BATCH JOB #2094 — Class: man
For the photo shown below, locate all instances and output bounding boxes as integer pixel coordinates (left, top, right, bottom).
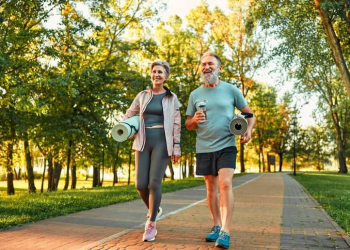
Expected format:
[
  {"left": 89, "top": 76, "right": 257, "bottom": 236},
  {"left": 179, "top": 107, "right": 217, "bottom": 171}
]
[{"left": 185, "top": 51, "right": 255, "bottom": 249}]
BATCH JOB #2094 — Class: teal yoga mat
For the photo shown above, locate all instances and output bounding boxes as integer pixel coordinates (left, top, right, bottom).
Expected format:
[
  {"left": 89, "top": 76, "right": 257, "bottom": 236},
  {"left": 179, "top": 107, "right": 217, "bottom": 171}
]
[{"left": 112, "top": 116, "right": 140, "bottom": 142}]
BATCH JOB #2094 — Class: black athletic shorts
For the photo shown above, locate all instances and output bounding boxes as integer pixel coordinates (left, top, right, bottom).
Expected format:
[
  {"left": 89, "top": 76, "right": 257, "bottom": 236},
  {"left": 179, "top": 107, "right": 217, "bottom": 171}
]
[{"left": 195, "top": 146, "right": 237, "bottom": 176}]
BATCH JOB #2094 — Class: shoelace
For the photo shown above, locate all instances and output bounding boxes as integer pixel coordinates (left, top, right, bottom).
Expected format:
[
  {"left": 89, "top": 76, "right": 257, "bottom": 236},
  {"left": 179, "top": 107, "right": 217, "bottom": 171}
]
[
  {"left": 146, "top": 224, "right": 155, "bottom": 234},
  {"left": 218, "top": 232, "right": 228, "bottom": 241},
  {"left": 211, "top": 226, "right": 220, "bottom": 234}
]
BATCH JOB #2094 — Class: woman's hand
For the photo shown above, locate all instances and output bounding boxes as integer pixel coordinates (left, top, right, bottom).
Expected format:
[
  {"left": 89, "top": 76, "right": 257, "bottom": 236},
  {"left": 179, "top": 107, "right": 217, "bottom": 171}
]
[
  {"left": 172, "top": 155, "right": 180, "bottom": 163},
  {"left": 127, "top": 133, "right": 137, "bottom": 140}
]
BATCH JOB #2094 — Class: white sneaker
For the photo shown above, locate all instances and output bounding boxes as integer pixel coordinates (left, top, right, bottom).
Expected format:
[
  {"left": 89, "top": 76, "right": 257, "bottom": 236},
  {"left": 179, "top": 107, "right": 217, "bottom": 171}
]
[{"left": 143, "top": 222, "right": 157, "bottom": 241}]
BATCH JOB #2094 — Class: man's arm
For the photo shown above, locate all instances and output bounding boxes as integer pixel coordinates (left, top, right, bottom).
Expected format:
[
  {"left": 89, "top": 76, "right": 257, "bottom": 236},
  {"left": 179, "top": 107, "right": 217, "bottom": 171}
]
[{"left": 239, "top": 105, "right": 255, "bottom": 143}]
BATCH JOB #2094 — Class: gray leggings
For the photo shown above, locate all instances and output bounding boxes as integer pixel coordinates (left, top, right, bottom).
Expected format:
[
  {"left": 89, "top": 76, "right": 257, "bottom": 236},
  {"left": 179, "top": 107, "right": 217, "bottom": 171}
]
[{"left": 135, "top": 128, "right": 169, "bottom": 221}]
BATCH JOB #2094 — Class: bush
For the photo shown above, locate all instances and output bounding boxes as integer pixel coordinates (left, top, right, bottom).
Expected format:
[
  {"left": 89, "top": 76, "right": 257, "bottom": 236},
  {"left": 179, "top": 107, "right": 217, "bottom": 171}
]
[
  {"left": 33, "top": 171, "right": 43, "bottom": 180},
  {"left": 0, "top": 173, "right": 6, "bottom": 181}
]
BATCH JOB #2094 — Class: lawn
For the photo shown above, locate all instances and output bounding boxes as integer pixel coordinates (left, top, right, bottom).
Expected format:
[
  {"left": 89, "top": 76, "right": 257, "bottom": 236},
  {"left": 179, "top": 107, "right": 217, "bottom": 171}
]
[{"left": 292, "top": 172, "right": 350, "bottom": 235}]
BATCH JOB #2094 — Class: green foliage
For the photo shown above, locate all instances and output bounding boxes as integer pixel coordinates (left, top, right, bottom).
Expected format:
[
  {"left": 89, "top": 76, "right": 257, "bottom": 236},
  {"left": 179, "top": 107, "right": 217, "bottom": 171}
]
[
  {"left": 0, "top": 177, "right": 205, "bottom": 230},
  {"left": 292, "top": 172, "right": 350, "bottom": 235}
]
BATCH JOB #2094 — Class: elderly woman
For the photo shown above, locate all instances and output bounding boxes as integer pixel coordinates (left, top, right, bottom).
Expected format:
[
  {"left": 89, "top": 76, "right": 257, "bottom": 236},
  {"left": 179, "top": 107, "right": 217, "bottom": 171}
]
[{"left": 122, "top": 60, "right": 181, "bottom": 242}]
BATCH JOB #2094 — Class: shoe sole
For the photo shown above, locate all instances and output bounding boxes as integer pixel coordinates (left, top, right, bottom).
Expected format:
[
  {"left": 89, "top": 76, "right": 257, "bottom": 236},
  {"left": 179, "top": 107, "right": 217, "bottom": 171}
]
[
  {"left": 143, "top": 237, "right": 155, "bottom": 242},
  {"left": 215, "top": 243, "right": 229, "bottom": 249},
  {"left": 206, "top": 238, "right": 217, "bottom": 242}
]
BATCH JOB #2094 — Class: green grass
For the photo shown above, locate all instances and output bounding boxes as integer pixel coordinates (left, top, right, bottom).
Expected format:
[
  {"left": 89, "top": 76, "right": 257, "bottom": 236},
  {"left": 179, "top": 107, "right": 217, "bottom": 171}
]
[{"left": 291, "top": 172, "right": 350, "bottom": 235}]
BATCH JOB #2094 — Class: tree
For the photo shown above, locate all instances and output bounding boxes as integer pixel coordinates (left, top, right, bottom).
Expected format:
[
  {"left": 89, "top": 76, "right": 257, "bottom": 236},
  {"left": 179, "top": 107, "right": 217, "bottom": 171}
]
[
  {"left": 314, "top": 0, "right": 350, "bottom": 95},
  {"left": 254, "top": 0, "right": 349, "bottom": 173},
  {"left": 270, "top": 92, "right": 293, "bottom": 171},
  {"left": 250, "top": 84, "right": 279, "bottom": 172}
]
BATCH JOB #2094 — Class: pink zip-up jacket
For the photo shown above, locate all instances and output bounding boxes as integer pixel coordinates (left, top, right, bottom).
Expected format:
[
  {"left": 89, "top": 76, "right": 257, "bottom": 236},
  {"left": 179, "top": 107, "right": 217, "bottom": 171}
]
[{"left": 122, "top": 86, "right": 181, "bottom": 156}]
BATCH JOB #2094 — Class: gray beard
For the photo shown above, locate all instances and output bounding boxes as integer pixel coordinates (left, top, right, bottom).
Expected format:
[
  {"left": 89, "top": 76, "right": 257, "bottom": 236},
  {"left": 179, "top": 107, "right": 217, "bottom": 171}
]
[{"left": 201, "top": 69, "right": 219, "bottom": 85}]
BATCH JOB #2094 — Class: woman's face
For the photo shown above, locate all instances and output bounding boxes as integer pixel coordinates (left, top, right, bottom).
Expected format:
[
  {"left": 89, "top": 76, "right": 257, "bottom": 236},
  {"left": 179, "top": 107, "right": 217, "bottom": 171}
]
[{"left": 151, "top": 65, "right": 167, "bottom": 86}]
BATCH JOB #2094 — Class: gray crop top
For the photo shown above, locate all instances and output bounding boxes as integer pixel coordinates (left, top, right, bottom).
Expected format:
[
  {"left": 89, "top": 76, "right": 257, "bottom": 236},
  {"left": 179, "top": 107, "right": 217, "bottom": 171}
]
[{"left": 144, "top": 92, "right": 166, "bottom": 127}]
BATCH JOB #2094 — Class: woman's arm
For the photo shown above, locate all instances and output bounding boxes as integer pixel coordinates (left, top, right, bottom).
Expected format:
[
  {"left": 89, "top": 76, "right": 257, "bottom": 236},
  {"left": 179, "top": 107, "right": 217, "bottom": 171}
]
[{"left": 172, "top": 96, "right": 181, "bottom": 162}]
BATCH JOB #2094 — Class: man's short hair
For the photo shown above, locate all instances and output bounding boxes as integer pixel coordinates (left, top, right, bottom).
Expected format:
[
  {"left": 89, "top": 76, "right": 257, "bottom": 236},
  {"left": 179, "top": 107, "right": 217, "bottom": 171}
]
[
  {"left": 150, "top": 60, "right": 171, "bottom": 78},
  {"left": 201, "top": 51, "right": 222, "bottom": 66}
]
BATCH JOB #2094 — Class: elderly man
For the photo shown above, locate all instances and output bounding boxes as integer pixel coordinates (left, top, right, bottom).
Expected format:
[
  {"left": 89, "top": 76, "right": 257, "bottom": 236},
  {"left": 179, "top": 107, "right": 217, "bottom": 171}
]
[{"left": 185, "top": 51, "right": 255, "bottom": 249}]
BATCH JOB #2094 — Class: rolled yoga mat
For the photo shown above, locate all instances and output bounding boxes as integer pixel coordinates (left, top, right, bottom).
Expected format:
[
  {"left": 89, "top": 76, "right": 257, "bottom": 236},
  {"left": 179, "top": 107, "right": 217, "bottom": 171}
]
[
  {"left": 229, "top": 113, "right": 253, "bottom": 136},
  {"left": 111, "top": 115, "right": 140, "bottom": 142}
]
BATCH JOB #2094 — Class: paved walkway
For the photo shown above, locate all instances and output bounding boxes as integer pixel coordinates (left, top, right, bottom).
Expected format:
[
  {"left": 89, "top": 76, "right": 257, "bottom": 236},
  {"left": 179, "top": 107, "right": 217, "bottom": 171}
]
[{"left": 1, "top": 173, "right": 349, "bottom": 250}]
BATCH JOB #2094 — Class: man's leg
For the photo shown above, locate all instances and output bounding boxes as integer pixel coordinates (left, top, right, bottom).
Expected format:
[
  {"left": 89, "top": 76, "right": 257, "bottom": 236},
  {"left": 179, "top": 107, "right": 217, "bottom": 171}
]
[
  {"left": 203, "top": 175, "right": 221, "bottom": 226},
  {"left": 218, "top": 168, "right": 235, "bottom": 233}
]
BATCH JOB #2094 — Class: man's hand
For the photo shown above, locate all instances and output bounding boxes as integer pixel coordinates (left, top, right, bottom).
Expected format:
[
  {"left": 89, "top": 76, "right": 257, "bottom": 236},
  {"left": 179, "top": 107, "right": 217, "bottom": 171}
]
[
  {"left": 172, "top": 155, "right": 180, "bottom": 163},
  {"left": 193, "top": 110, "right": 206, "bottom": 124},
  {"left": 240, "top": 129, "right": 252, "bottom": 144},
  {"left": 185, "top": 111, "right": 206, "bottom": 130}
]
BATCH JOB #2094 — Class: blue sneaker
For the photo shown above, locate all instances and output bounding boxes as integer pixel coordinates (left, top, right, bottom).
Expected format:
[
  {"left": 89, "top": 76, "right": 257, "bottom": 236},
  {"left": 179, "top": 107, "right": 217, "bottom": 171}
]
[
  {"left": 215, "top": 230, "right": 230, "bottom": 249},
  {"left": 205, "top": 226, "right": 221, "bottom": 242}
]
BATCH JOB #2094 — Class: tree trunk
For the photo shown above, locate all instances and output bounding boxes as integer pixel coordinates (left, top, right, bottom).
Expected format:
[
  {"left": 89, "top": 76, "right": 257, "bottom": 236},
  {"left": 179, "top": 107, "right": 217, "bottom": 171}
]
[
  {"left": 85, "top": 167, "right": 89, "bottom": 181},
  {"left": 168, "top": 160, "right": 175, "bottom": 180},
  {"left": 24, "top": 137, "right": 36, "bottom": 193},
  {"left": 329, "top": 107, "right": 348, "bottom": 173},
  {"left": 71, "top": 161, "right": 77, "bottom": 189},
  {"left": 14, "top": 168, "right": 18, "bottom": 180},
  {"left": 53, "top": 161, "right": 62, "bottom": 191},
  {"left": 240, "top": 142, "right": 245, "bottom": 173},
  {"left": 113, "top": 144, "right": 120, "bottom": 186},
  {"left": 182, "top": 160, "right": 187, "bottom": 179},
  {"left": 314, "top": 0, "right": 350, "bottom": 95},
  {"left": 7, "top": 173, "right": 15, "bottom": 196},
  {"left": 64, "top": 140, "right": 73, "bottom": 190},
  {"left": 261, "top": 147, "right": 266, "bottom": 172},
  {"left": 100, "top": 149, "right": 104, "bottom": 186},
  {"left": 18, "top": 168, "right": 21, "bottom": 180},
  {"left": 41, "top": 158, "right": 46, "bottom": 193},
  {"left": 6, "top": 141, "right": 15, "bottom": 195},
  {"left": 92, "top": 166, "right": 99, "bottom": 187},
  {"left": 47, "top": 154, "right": 53, "bottom": 191},
  {"left": 128, "top": 143, "right": 132, "bottom": 185},
  {"left": 338, "top": 144, "right": 348, "bottom": 173},
  {"left": 189, "top": 152, "right": 194, "bottom": 177},
  {"left": 279, "top": 153, "right": 283, "bottom": 172},
  {"left": 114, "top": 169, "right": 118, "bottom": 185},
  {"left": 258, "top": 150, "right": 261, "bottom": 173}
]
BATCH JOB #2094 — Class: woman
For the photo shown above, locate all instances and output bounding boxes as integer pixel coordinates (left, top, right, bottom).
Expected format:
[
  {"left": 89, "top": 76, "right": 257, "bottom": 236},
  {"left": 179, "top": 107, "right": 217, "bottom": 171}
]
[{"left": 122, "top": 60, "right": 181, "bottom": 242}]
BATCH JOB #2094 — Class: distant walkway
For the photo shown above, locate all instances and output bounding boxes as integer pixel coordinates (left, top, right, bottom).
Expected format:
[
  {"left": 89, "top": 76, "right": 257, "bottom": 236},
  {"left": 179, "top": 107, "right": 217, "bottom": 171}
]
[{"left": 1, "top": 173, "right": 349, "bottom": 249}]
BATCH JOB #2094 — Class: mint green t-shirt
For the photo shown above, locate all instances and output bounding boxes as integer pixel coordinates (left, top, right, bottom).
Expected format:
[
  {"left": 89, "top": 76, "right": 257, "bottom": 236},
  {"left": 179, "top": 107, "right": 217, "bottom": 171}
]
[{"left": 186, "top": 81, "right": 247, "bottom": 153}]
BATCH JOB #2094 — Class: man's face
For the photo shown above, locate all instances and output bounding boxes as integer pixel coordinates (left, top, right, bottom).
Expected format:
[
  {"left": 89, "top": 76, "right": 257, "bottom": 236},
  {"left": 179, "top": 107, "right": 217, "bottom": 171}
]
[{"left": 200, "top": 56, "right": 221, "bottom": 85}]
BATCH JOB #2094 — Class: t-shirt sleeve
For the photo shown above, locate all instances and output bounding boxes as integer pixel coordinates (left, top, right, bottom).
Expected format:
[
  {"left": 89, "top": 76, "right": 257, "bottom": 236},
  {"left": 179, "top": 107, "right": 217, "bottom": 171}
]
[
  {"left": 233, "top": 86, "right": 247, "bottom": 109},
  {"left": 186, "top": 93, "right": 195, "bottom": 116}
]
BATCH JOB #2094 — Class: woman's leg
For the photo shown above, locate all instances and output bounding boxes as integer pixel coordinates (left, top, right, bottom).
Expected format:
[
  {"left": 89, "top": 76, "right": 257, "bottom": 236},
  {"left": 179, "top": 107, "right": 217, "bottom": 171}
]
[
  {"left": 135, "top": 148, "right": 151, "bottom": 208},
  {"left": 148, "top": 129, "right": 169, "bottom": 222}
]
